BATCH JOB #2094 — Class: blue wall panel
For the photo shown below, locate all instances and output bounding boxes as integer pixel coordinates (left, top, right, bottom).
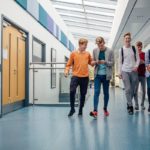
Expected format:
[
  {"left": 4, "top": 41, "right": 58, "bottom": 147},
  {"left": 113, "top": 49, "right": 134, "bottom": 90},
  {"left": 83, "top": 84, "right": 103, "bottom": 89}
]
[
  {"left": 15, "top": 0, "right": 75, "bottom": 51},
  {"left": 39, "top": 4, "right": 48, "bottom": 28},
  {"left": 27, "top": 0, "right": 39, "bottom": 20},
  {"left": 67, "top": 39, "right": 69, "bottom": 49},
  {"left": 61, "top": 31, "right": 67, "bottom": 47},
  {"left": 69, "top": 41, "right": 74, "bottom": 51},
  {"left": 56, "top": 25, "right": 59, "bottom": 39},
  {"left": 16, "top": 0, "right": 27, "bottom": 9},
  {"left": 54, "top": 24, "right": 61, "bottom": 40},
  {"left": 47, "top": 15, "right": 54, "bottom": 34}
]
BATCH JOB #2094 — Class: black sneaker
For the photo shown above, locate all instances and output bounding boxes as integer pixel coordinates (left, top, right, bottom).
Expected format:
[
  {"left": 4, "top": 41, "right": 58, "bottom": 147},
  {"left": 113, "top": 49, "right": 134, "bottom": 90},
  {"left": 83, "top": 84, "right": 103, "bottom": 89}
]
[
  {"left": 127, "top": 103, "right": 130, "bottom": 111},
  {"left": 141, "top": 105, "right": 145, "bottom": 110},
  {"left": 78, "top": 108, "right": 83, "bottom": 116},
  {"left": 68, "top": 109, "right": 75, "bottom": 117},
  {"left": 135, "top": 105, "right": 139, "bottom": 111},
  {"left": 148, "top": 106, "right": 150, "bottom": 112},
  {"left": 128, "top": 106, "right": 134, "bottom": 115}
]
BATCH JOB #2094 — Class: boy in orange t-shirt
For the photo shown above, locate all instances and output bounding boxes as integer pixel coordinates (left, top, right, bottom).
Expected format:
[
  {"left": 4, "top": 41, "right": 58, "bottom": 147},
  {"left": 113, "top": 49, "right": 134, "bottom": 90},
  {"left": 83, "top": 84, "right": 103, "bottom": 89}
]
[{"left": 65, "top": 38, "right": 94, "bottom": 117}]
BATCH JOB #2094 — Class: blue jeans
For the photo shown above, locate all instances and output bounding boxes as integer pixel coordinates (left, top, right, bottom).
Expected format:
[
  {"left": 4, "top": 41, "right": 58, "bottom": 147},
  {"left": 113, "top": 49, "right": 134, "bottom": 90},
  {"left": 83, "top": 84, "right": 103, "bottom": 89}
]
[
  {"left": 147, "top": 76, "right": 150, "bottom": 88},
  {"left": 93, "top": 75, "right": 110, "bottom": 111},
  {"left": 147, "top": 76, "right": 150, "bottom": 105}
]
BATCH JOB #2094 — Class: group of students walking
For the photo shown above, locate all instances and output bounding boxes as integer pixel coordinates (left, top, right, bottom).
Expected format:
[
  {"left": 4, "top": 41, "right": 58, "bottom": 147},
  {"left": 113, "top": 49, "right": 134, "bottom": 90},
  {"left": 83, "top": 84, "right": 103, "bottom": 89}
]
[
  {"left": 118, "top": 32, "right": 150, "bottom": 115},
  {"left": 64, "top": 32, "right": 150, "bottom": 118}
]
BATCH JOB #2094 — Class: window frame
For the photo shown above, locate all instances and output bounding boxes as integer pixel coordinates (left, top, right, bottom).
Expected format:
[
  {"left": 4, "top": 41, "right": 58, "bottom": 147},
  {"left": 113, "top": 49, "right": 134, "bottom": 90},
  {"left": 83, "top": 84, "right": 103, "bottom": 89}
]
[
  {"left": 51, "top": 48, "right": 57, "bottom": 89},
  {"left": 32, "top": 36, "right": 46, "bottom": 62}
]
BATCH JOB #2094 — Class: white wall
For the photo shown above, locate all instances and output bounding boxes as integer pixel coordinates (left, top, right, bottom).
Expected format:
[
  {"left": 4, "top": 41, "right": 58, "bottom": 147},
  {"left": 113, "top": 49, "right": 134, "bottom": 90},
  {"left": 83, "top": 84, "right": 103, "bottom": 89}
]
[
  {"left": 74, "top": 39, "right": 110, "bottom": 55},
  {"left": 37, "top": 0, "right": 75, "bottom": 46},
  {"left": 74, "top": 40, "right": 95, "bottom": 55},
  {"left": 0, "top": 0, "right": 76, "bottom": 105},
  {"left": 108, "top": 0, "right": 138, "bottom": 88},
  {"left": 108, "top": 0, "right": 137, "bottom": 49},
  {"left": 144, "top": 44, "right": 150, "bottom": 52}
]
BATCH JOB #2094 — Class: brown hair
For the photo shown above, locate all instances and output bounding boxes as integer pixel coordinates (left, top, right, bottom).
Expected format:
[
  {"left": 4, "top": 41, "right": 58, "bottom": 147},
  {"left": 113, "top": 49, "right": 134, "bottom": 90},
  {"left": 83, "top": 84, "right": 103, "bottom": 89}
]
[
  {"left": 136, "top": 41, "right": 142, "bottom": 47},
  {"left": 96, "top": 36, "right": 105, "bottom": 44},
  {"left": 124, "top": 32, "right": 131, "bottom": 38},
  {"left": 78, "top": 38, "right": 88, "bottom": 45}
]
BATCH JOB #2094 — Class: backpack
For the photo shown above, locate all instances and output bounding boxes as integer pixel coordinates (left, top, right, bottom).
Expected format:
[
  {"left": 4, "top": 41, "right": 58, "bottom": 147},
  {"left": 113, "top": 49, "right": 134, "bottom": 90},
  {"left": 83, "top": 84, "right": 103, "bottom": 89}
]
[
  {"left": 121, "top": 46, "right": 136, "bottom": 64},
  {"left": 148, "top": 49, "right": 150, "bottom": 63}
]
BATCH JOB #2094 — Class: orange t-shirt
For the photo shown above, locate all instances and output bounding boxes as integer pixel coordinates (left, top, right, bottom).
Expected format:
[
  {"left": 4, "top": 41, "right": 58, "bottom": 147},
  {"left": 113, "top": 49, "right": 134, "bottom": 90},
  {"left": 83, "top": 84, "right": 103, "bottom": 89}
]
[{"left": 65, "top": 50, "right": 92, "bottom": 77}]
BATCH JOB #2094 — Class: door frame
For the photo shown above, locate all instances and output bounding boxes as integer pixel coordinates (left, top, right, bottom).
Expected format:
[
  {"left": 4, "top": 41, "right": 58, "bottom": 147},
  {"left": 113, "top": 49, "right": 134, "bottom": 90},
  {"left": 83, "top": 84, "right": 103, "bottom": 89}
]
[{"left": 0, "top": 15, "right": 29, "bottom": 117}]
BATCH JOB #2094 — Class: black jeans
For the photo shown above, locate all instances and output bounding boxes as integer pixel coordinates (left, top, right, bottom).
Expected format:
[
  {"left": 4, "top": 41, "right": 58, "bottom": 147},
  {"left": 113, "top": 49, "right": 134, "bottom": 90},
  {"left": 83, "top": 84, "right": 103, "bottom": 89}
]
[{"left": 70, "top": 76, "right": 89, "bottom": 111}]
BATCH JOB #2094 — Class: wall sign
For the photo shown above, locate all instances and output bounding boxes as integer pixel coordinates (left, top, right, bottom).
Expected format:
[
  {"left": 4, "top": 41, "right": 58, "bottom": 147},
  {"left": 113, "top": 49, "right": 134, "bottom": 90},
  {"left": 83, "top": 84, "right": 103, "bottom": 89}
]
[{"left": 3, "top": 49, "right": 8, "bottom": 60}]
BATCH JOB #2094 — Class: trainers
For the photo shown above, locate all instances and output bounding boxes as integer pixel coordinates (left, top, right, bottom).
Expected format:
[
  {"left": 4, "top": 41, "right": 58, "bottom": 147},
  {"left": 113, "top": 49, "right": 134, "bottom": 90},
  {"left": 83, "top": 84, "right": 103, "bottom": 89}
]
[
  {"left": 141, "top": 105, "right": 145, "bottom": 110},
  {"left": 90, "top": 111, "right": 98, "bottom": 118},
  {"left": 135, "top": 105, "right": 139, "bottom": 111},
  {"left": 127, "top": 103, "right": 130, "bottom": 111},
  {"left": 78, "top": 108, "right": 83, "bottom": 116},
  {"left": 148, "top": 106, "right": 150, "bottom": 112},
  {"left": 104, "top": 110, "right": 109, "bottom": 116},
  {"left": 68, "top": 109, "right": 75, "bottom": 117},
  {"left": 128, "top": 106, "right": 134, "bottom": 115}
]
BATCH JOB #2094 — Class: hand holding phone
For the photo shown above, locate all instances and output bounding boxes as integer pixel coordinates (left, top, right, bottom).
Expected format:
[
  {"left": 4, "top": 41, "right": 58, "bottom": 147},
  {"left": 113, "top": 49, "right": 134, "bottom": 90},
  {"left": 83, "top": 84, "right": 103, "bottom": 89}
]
[{"left": 98, "top": 60, "right": 106, "bottom": 64}]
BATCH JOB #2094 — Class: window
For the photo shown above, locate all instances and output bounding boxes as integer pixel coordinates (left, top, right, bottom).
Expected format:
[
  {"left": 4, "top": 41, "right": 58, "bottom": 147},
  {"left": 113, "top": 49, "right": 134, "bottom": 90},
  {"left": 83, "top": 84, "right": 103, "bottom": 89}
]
[
  {"left": 65, "top": 56, "right": 69, "bottom": 62},
  {"left": 64, "top": 56, "right": 69, "bottom": 68},
  {"left": 51, "top": 48, "right": 57, "bottom": 88},
  {"left": 32, "top": 37, "right": 46, "bottom": 62}
]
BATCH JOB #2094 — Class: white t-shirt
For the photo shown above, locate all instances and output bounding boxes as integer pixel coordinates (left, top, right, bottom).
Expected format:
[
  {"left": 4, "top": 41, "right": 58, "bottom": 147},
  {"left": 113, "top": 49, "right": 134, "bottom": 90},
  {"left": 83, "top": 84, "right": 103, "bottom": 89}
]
[{"left": 119, "top": 46, "right": 140, "bottom": 74}]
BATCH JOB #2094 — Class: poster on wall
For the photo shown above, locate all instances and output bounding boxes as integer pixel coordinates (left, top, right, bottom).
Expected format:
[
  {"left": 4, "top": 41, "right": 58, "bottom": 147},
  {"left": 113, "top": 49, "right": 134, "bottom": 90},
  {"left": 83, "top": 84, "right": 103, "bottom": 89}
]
[
  {"left": 51, "top": 48, "right": 56, "bottom": 88},
  {"left": 3, "top": 49, "right": 8, "bottom": 60}
]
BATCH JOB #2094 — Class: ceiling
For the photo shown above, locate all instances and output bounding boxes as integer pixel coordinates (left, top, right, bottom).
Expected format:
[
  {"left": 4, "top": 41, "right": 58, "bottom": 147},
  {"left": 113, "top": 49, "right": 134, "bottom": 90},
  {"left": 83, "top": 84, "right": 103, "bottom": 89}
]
[
  {"left": 114, "top": 0, "right": 150, "bottom": 50},
  {"left": 50, "top": 0, "right": 118, "bottom": 43}
]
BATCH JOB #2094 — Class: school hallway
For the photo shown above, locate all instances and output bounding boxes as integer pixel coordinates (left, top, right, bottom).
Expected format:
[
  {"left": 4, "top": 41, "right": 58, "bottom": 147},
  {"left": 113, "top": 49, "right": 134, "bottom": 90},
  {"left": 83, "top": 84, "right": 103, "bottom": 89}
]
[
  {"left": 1, "top": 0, "right": 150, "bottom": 150},
  {"left": 0, "top": 88, "right": 150, "bottom": 150}
]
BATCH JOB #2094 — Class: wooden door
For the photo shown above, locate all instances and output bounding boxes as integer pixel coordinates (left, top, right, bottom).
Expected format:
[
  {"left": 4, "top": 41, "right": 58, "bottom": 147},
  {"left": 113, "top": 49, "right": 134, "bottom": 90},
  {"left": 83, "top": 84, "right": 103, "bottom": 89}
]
[{"left": 2, "top": 22, "right": 26, "bottom": 105}]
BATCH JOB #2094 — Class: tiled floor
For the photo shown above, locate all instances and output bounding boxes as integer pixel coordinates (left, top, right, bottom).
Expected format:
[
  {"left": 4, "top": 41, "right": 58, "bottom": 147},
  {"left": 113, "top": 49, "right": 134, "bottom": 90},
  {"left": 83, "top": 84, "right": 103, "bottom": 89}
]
[{"left": 0, "top": 88, "right": 150, "bottom": 150}]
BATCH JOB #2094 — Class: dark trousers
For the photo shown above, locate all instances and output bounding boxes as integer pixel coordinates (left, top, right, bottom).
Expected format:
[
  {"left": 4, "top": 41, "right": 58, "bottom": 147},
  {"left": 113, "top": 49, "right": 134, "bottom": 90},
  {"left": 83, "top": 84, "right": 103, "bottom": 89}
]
[
  {"left": 134, "top": 76, "right": 146, "bottom": 107},
  {"left": 94, "top": 75, "right": 110, "bottom": 111},
  {"left": 70, "top": 76, "right": 89, "bottom": 111}
]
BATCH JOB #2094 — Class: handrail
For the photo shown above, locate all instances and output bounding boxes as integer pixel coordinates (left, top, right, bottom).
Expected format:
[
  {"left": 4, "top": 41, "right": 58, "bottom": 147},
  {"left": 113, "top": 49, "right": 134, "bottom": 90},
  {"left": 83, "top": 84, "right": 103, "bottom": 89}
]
[
  {"left": 29, "top": 67, "right": 66, "bottom": 69},
  {"left": 29, "top": 62, "right": 70, "bottom": 70},
  {"left": 30, "top": 62, "right": 67, "bottom": 65},
  {"left": 30, "top": 62, "right": 72, "bottom": 105}
]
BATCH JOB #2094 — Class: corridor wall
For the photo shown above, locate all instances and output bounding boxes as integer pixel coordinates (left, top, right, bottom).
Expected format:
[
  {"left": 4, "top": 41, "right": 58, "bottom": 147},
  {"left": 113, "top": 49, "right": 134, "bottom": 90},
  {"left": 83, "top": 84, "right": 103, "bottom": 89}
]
[{"left": 0, "top": 0, "right": 76, "bottom": 114}]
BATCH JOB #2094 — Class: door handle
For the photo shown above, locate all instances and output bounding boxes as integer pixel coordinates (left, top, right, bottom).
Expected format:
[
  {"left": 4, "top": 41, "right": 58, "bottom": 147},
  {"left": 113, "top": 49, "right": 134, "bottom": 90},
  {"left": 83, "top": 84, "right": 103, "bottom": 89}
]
[{"left": 13, "top": 69, "right": 17, "bottom": 74}]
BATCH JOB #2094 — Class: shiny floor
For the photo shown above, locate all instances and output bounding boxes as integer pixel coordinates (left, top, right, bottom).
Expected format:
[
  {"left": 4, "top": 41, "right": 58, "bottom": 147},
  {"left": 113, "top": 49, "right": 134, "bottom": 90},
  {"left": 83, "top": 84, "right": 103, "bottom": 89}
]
[{"left": 0, "top": 88, "right": 150, "bottom": 150}]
